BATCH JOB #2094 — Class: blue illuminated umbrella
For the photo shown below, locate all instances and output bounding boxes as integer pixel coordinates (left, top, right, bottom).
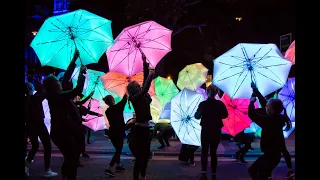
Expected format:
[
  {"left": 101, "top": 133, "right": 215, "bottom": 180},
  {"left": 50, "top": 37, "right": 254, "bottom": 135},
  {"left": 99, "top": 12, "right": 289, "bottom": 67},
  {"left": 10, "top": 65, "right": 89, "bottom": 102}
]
[
  {"left": 212, "top": 43, "right": 292, "bottom": 98},
  {"left": 31, "top": 9, "right": 114, "bottom": 70},
  {"left": 170, "top": 88, "right": 204, "bottom": 146}
]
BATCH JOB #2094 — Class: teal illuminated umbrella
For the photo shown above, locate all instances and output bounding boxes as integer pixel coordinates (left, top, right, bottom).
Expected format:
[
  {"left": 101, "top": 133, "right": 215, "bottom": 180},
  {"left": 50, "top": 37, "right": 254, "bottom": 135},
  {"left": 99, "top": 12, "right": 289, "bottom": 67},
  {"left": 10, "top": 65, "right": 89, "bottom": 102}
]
[
  {"left": 154, "top": 77, "right": 179, "bottom": 107},
  {"left": 30, "top": 9, "right": 114, "bottom": 70}
]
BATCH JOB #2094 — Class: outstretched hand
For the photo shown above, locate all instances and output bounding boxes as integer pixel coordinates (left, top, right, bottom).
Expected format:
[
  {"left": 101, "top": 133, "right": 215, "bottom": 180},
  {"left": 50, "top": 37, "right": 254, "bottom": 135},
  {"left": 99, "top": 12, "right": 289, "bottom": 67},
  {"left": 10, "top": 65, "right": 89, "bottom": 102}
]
[
  {"left": 149, "top": 68, "right": 155, "bottom": 75},
  {"left": 251, "top": 82, "right": 257, "bottom": 89},
  {"left": 80, "top": 65, "right": 87, "bottom": 75},
  {"left": 98, "top": 114, "right": 103, "bottom": 117}
]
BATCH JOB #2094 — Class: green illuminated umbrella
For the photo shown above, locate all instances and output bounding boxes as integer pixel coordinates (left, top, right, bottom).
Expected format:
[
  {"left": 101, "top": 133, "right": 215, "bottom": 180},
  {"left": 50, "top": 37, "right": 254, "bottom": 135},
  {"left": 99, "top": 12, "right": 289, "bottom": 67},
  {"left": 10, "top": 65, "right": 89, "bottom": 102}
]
[
  {"left": 113, "top": 95, "right": 135, "bottom": 113},
  {"left": 84, "top": 69, "right": 114, "bottom": 101},
  {"left": 177, "top": 63, "right": 208, "bottom": 91},
  {"left": 30, "top": 9, "right": 114, "bottom": 70},
  {"left": 154, "top": 76, "right": 179, "bottom": 107}
]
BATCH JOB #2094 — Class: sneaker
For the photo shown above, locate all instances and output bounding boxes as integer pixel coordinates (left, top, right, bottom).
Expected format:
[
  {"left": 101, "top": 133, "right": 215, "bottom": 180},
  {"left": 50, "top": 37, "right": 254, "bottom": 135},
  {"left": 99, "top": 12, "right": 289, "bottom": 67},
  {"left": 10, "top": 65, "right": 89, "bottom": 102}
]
[
  {"left": 82, "top": 153, "right": 90, "bottom": 158},
  {"left": 199, "top": 174, "right": 208, "bottom": 180},
  {"left": 286, "top": 171, "right": 294, "bottom": 179},
  {"left": 105, "top": 169, "right": 116, "bottom": 177},
  {"left": 25, "top": 167, "right": 30, "bottom": 176},
  {"left": 158, "top": 145, "right": 165, "bottom": 149},
  {"left": 212, "top": 173, "right": 217, "bottom": 180},
  {"left": 44, "top": 169, "right": 58, "bottom": 177},
  {"left": 189, "top": 162, "right": 196, "bottom": 166},
  {"left": 116, "top": 166, "right": 126, "bottom": 172}
]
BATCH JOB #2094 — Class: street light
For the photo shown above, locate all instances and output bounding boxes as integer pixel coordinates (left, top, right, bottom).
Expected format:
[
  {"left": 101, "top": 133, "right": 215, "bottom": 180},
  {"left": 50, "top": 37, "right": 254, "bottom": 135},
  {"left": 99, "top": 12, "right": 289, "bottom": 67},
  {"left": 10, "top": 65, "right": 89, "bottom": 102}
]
[
  {"left": 167, "top": 76, "right": 171, "bottom": 80},
  {"left": 235, "top": 17, "right": 242, "bottom": 21},
  {"left": 32, "top": 31, "right": 37, "bottom": 36}
]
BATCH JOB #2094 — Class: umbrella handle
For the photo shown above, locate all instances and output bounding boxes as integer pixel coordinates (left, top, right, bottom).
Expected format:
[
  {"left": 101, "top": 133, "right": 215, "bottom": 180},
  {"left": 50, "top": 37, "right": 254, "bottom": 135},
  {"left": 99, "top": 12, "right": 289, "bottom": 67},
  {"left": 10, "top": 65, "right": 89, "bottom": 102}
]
[{"left": 72, "top": 40, "right": 85, "bottom": 66}]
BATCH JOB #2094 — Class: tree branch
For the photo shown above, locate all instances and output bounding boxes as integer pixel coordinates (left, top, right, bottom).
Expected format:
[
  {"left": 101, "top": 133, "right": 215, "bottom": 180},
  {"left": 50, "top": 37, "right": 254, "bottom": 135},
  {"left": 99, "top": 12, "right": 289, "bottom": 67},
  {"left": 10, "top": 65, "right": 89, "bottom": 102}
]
[{"left": 172, "top": 23, "right": 207, "bottom": 37}]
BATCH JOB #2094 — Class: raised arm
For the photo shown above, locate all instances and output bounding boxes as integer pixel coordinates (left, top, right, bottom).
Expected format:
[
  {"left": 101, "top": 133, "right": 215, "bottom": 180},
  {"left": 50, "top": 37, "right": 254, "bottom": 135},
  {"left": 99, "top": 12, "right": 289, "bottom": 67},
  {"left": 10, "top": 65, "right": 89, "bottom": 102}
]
[
  {"left": 248, "top": 96, "right": 268, "bottom": 128},
  {"left": 142, "top": 53, "right": 149, "bottom": 87},
  {"left": 75, "top": 91, "right": 94, "bottom": 105},
  {"left": 60, "top": 65, "right": 86, "bottom": 99},
  {"left": 251, "top": 83, "right": 267, "bottom": 108},
  {"left": 61, "top": 50, "right": 79, "bottom": 89},
  {"left": 115, "top": 94, "right": 128, "bottom": 111},
  {"left": 87, "top": 110, "right": 100, "bottom": 116}
]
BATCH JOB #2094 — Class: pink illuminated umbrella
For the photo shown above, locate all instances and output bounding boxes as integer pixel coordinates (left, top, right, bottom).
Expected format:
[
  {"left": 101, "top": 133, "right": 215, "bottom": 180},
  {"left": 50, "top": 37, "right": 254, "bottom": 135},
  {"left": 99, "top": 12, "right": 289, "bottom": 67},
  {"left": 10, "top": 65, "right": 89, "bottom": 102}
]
[
  {"left": 100, "top": 72, "right": 143, "bottom": 97},
  {"left": 106, "top": 21, "right": 172, "bottom": 76},
  {"left": 221, "top": 94, "right": 258, "bottom": 136},
  {"left": 82, "top": 99, "right": 107, "bottom": 131},
  {"left": 148, "top": 80, "right": 156, "bottom": 96},
  {"left": 284, "top": 41, "right": 295, "bottom": 64}
]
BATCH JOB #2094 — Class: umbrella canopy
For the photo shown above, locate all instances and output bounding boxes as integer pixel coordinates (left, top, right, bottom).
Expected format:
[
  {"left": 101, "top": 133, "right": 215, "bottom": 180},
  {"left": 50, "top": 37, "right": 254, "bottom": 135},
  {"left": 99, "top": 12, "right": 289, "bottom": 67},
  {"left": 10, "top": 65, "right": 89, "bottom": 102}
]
[
  {"left": 113, "top": 95, "right": 135, "bottom": 113},
  {"left": 171, "top": 88, "right": 204, "bottom": 146},
  {"left": 177, "top": 63, "right": 208, "bottom": 91},
  {"left": 195, "top": 87, "right": 208, "bottom": 99},
  {"left": 244, "top": 122, "right": 261, "bottom": 134},
  {"left": 84, "top": 69, "right": 114, "bottom": 101},
  {"left": 100, "top": 72, "right": 143, "bottom": 97},
  {"left": 159, "top": 101, "right": 171, "bottom": 120},
  {"left": 30, "top": 9, "right": 114, "bottom": 70},
  {"left": 278, "top": 78, "right": 295, "bottom": 138},
  {"left": 221, "top": 94, "right": 258, "bottom": 137},
  {"left": 100, "top": 103, "right": 110, "bottom": 129},
  {"left": 106, "top": 20, "right": 172, "bottom": 76},
  {"left": 150, "top": 96, "right": 163, "bottom": 123},
  {"left": 212, "top": 43, "right": 292, "bottom": 98},
  {"left": 68, "top": 66, "right": 89, "bottom": 91},
  {"left": 148, "top": 80, "right": 156, "bottom": 96},
  {"left": 284, "top": 41, "right": 295, "bottom": 64},
  {"left": 154, "top": 76, "right": 179, "bottom": 107},
  {"left": 82, "top": 99, "right": 107, "bottom": 131}
]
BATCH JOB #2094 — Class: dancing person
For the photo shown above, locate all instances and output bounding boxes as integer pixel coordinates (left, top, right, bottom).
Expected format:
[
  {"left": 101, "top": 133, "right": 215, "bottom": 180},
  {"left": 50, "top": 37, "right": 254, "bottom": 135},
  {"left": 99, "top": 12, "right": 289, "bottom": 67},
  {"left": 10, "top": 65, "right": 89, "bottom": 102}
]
[
  {"left": 73, "top": 91, "right": 103, "bottom": 158},
  {"left": 195, "top": 84, "right": 228, "bottom": 180},
  {"left": 103, "top": 94, "right": 128, "bottom": 177},
  {"left": 126, "top": 113, "right": 137, "bottom": 163},
  {"left": 248, "top": 90, "right": 292, "bottom": 180},
  {"left": 43, "top": 50, "right": 86, "bottom": 180},
  {"left": 153, "top": 122, "right": 175, "bottom": 149},
  {"left": 233, "top": 130, "right": 253, "bottom": 164},
  {"left": 179, "top": 144, "right": 199, "bottom": 166},
  {"left": 127, "top": 53, "right": 155, "bottom": 180},
  {"left": 252, "top": 84, "right": 294, "bottom": 179},
  {"left": 24, "top": 82, "right": 58, "bottom": 177}
]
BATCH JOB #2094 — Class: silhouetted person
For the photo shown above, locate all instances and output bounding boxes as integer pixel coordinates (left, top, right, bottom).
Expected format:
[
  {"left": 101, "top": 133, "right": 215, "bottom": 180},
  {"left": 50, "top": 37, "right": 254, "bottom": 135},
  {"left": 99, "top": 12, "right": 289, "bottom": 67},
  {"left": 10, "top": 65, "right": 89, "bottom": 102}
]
[
  {"left": 179, "top": 144, "right": 199, "bottom": 166},
  {"left": 127, "top": 52, "right": 155, "bottom": 180},
  {"left": 233, "top": 130, "right": 253, "bottom": 164},
  {"left": 153, "top": 122, "right": 174, "bottom": 149},
  {"left": 103, "top": 94, "right": 127, "bottom": 177},
  {"left": 24, "top": 82, "right": 57, "bottom": 177},
  {"left": 43, "top": 50, "right": 86, "bottom": 180},
  {"left": 248, "top": 86, "right": 292, "bottom": 180},
  {"left": 252, "top": 84, "right": 294, "bottom": 179},
  {"left": 195, "top": 85, "right": 228, "bottom": 180}
]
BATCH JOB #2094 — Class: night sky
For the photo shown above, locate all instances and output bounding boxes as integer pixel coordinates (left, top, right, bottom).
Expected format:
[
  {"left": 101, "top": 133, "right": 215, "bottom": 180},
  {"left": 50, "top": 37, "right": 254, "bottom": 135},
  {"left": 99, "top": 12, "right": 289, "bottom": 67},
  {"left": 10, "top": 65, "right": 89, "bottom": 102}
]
[{"left": 25, "top": 0, "right": 295, "bottom": 81}]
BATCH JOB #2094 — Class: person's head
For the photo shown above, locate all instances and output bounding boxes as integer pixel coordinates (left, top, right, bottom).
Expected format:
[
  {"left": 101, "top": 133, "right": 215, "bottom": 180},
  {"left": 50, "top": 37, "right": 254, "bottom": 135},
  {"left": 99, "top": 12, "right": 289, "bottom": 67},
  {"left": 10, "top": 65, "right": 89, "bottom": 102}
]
[
  {"left": 127, "top": 81, "right": 141, "bottom": 97},
  {"left": 103, "top": 95, "right": 115, "bottom": 106},
  {"left": 73, "top": 95, "right": 82, "bottom": 103},
  {"left": 42, "top": 74, "right": 62, "bottom": 94},
  {"left": 206, "top": 84, "right": 219, "bottom": 98},
  {"left": 25, "top": 82, "right": 35, "bottom": 96},
  {"left": 265, "top": 98, "right": 284, "bottom": 115}
]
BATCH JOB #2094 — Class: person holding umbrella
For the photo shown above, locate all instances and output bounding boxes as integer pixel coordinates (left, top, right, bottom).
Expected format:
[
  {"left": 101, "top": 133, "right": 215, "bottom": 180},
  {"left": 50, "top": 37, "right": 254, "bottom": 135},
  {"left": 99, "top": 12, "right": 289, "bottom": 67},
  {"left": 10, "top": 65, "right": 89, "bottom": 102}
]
[
  {"left": 102, "top": 94, "right": 128, "bottom": 177},
  {"left": 248, "top": 86, "right": 291, "bottom": 180},
  {"left": 126, "top": 52, "right": 155, "bottom": 180},
  {"left": 43, "top": 50, "right": 86, "bottom": 180},
  {"left": 194, "top": 84, "right": 228, "bottom": 180},
  {"left": 153, "top": 122, "right": 175, "bottom": 149}
]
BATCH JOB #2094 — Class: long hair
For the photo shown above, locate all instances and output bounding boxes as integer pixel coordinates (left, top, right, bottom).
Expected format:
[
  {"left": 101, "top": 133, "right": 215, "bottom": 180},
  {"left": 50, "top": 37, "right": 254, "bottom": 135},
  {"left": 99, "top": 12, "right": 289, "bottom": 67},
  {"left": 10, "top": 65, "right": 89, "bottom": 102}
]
[{"left": 268, "top": 98, "right": 292, "bottom": 131}]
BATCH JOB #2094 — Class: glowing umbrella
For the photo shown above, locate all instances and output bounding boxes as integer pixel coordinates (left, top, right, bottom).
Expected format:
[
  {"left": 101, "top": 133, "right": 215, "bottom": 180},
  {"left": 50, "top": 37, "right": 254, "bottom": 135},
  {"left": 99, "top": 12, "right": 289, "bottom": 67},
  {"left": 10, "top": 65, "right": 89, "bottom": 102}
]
[
  {"left": 30, "top": 9, "right": 114, "bottom": 70},
  {"left": 84, "top": 69, "right": 114, "bottom": 101},
  {"left": 244, "top": 122, "right": 261, "bottom": 134},
  {"left": 221, "top": 94, "right": 258, "bottom": 137},
  {"left": 154, "top": 76, "right": 179, "bottom": 107},
  {"left": 284, "top": 41, "right": 295, "bottom": 64},
  {"left": 195, "top": 87, "right": 208, "bottom": 99},
  {"left": 100, "top": 72, "right": 143, "bottom": 97},
  {"left": 148, "top": 80, "right": 156, "bottom": 96},
  {"left": 100, "top": 103, "right": 110, "bottom": 129},
  {"left": 150, "top": 96, "right": 162, "bottom": 123},
  {"left": 159, "top": 101, "right": 171, "bottom": 120},
  {"left": 113, "top": 95, "right": 135, "bottom": 113},
  {"left": 82, "top": 99, "right": 107, "bottom": 131},
  {"left": 177, "top": 63, "right": 208, "bottom": 91},
  {"left": 278, "top": 78, "right": 295, "bottom": 138},
  {"left": 106, "top": 20, "right": 172, "bottom": 77},
  {"left": 70, "top": 66, "right": 89, "bottom": 92},
  {"left": 212, "top": 43, "right": 292, "bottom": 98},
  {"left": 171, "top": 88, "right": 204, "bottom": 146}
]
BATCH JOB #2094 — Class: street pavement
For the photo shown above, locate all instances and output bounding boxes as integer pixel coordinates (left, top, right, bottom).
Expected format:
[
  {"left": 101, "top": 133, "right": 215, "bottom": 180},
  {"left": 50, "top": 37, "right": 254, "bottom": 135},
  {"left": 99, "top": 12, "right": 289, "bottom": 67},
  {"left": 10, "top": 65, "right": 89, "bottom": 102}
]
[{"left": 26, "top": 153, "right": 295, "bottom": 180}]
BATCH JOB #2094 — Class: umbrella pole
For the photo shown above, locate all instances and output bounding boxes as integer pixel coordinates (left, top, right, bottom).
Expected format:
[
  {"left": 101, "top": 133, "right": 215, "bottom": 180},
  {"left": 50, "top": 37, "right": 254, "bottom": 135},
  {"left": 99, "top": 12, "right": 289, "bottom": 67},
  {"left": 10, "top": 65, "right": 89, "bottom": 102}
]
[{"left": 72, "top": 39, "right": 84, "bottom": 66}]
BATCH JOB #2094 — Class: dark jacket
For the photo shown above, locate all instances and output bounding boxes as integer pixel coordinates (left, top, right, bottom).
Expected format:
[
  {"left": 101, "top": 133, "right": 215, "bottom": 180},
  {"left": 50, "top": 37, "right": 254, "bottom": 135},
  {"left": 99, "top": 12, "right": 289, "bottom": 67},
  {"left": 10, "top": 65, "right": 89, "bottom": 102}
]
[
  {"left": 195, "top": 97, "right": 228, "bottom": 136},
  {"left": 105, "top": 95, "right": 127, "bottom": 137},
  {"left": 153, "top": 123, "right": 173, "bottom": 135},
  {"left": 248, "top": 101, "right": 286, "bottom": 153},
  {"left": 129, "top": 62, "right": 153, "bottom": 123},
  {"left": 25, "top": 91, "right": 46, "bottom": 127},
  {"left": 46, "top": 61, "right": 85, "bottom": 137}
]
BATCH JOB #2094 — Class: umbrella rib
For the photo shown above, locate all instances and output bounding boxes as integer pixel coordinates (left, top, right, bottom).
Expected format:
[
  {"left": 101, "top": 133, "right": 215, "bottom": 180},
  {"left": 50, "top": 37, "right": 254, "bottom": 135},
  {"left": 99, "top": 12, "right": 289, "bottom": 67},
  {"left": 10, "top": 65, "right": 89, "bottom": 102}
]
[
  {"left": 77, "top": 38, "right": 107, "bottom": 43},
  {"left": 70, "top": 11, "right": 77, "bottom": 28},
  {"left": 230, "top": 55, "right": 247, "bottom": 62},
  {"left": 140, "top": 35, "right": 171, "bottom": 50},
  {"left": 212, "top": 62, "right": 246, "bottom": 82},
  {"left": 110, "top": 44, "right": 136, "bottom": 71},
  {"left": 231, "top": 69, "right": 250, "bottom": 98},
  {"left": 255, "top": 71, "right": 283, "bottom": 85},
  {"left": 214, "top": 69, "right": 245, "bottom": 83},
  {"left": 35, "top": 38, "right": 70, "bottom": 45},
  {"left": 75, "top": 38, "right": 96, "bottom": 60},
  {"left": 77, "top": 18, "right": 102, "bottom": 28},
  {"left": 140, "top": 46, "right": 169, "bottom": 51},
  {"left": 135, "top": 28, "right": 170, "bottom": 39},
  {"left": 240, "top": 44, "right": 250, "bottom": 62},
  {"left": 76, "top": 22, "right": 111, "bottom": 39},
  {"left": 251, "top": 48, "right": 273, "bottom": 65},
  {"left": 187, "top": 96, "right": 202, "bottom": 116},
  {"left": 54, "top": 18, "right": 69, "bottom": 29},
  {"left": 44, "top": 40, "right": 69, "bottom": 64},
  {"left": 249, "top": 45, "right": 265, "bottom": 60}
]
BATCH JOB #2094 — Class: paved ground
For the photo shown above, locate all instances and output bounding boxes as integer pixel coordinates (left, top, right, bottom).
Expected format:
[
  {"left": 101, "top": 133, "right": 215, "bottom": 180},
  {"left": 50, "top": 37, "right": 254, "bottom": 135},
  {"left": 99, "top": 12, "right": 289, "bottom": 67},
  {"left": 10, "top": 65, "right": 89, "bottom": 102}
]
[
  {"left": 26, "top": 153, "right": 295, "bottom": 180},
  {"left": 30, "top": 130, "right": 295, "bottom": 157}
]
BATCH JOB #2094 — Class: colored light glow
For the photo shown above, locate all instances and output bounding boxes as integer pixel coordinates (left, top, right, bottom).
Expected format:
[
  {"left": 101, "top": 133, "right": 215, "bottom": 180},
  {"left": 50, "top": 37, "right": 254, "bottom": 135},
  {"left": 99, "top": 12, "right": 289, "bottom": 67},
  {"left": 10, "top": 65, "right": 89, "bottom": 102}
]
[
  {"left": 167, "top": 76, "right": 171, "bottom": 80},
  {"left": 32, "top": 31, "right": 37, "bottom": 36},
  {"left": 235, "top": 17, "right": 242, "bottom": 21}
]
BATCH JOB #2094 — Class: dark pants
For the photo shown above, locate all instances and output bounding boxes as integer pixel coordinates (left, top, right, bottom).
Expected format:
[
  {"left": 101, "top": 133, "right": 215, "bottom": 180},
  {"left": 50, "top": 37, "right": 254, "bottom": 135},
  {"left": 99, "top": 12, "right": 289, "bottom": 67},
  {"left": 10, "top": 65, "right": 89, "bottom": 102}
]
[
  {"left": 84, "top": 126, "right": 91, "bottom": 142},
  {"left": 282, "top": 148, "right": 292, "bottom": 169},
  {"left": 51, "top": 134, "right": 79, "bottom": 180},
  {"left": 201, "top": 133, "right": 220, "bottom": 174},
  {"left": 132, "top": 126, "right": 151, "bottom": 180},
  {"left": 236, "top": 138, "right": 251, "bottom": 158},
  {"left": 179, "top": 144, "right": 198, "bottom": 163},
  {"left": 157, "top": 128, "right": 174, "bottom": 146},
  {"left": 79, "top": 126, "right": 86, "bottom": 155},
  {"left": 26, "top": 124, "right": 52, "bottom": 170},
  {"left": 248, "top": 152, "right": 281, "bottom": 180},
  {"left": 109, "top": 134, "right": 124, "bottom": 167}
]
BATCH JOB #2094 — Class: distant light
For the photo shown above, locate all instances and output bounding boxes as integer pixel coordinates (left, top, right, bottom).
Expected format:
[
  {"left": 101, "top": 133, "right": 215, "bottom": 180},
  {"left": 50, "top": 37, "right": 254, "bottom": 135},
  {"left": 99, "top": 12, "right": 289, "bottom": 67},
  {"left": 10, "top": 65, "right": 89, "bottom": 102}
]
[
  {"left": 235, "top": 17, "right": 242, "bottom": 21},
  {"left": 167, "top": 76, "right": 171, "bottom": 80},
  {"left": 32, "top": 31, "right": 37, "bottom": 36}
]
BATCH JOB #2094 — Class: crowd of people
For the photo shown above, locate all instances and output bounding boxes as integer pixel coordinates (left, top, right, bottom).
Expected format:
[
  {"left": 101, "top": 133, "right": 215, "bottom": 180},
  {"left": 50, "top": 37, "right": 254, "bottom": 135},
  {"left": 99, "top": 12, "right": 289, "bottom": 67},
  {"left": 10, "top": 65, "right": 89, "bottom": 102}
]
[{"left": 24, "top": 50, "right": 294, "bottom": 180}]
